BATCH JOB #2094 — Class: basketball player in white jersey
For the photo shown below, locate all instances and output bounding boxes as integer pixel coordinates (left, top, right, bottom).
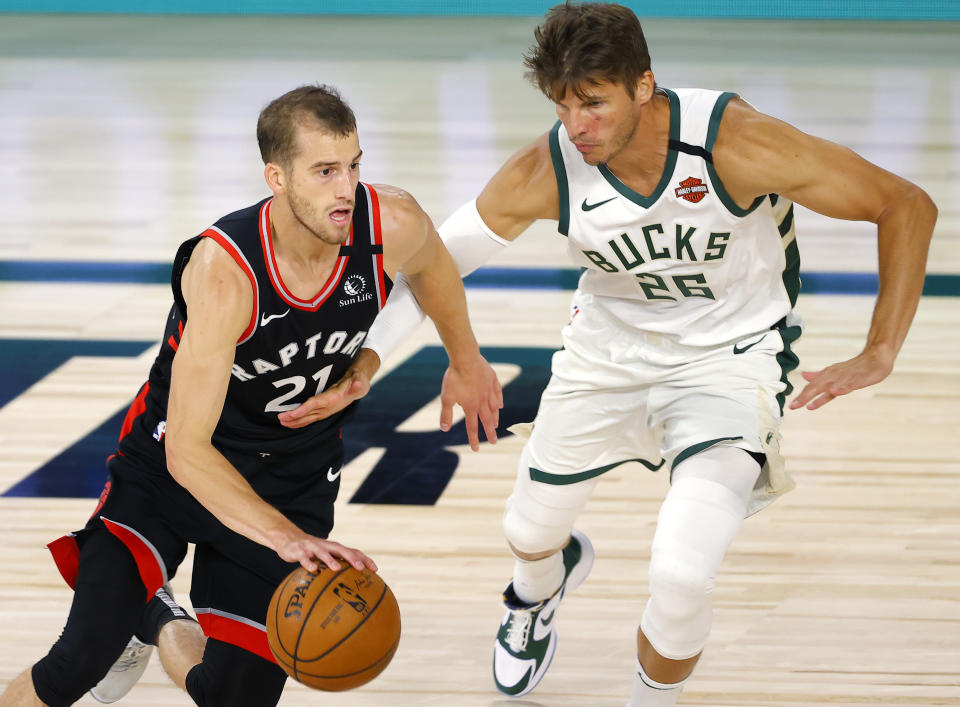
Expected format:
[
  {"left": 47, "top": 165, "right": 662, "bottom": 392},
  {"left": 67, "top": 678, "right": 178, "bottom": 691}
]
[{"left": 293, "top": 3, "right": 937, "bottom": 704}]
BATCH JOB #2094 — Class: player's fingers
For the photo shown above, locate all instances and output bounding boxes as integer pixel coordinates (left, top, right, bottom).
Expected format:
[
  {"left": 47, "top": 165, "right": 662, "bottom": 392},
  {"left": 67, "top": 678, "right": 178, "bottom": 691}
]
[
  {"left": 805, "top": 391, "right": 836, "bottom": 410},
  {"left": 439, "top": 399, "right": 453, "bottom": 432},
  {"left": 343, "top": 548, "right": 377, "bottom": 572},
  {"left": 800, "top": 369, "right": 822, "bottom": 382},
  {"left": 296, "top": 552, "right": 318, "bottom": 573},
  {"left": 480, "top": 405, "right": 499, "bottom": 445},
  {"left": 464, "top": 410, "right": 480, "bottom": 452},
  {"left": 789, "top": 381, "right": 821, "bottom": 409},
  {"left": 280, "top": 412, "right": 320, "bottom": 429},
  {"left": 314, "top": 549, "right": 342, "bottom": 571}
]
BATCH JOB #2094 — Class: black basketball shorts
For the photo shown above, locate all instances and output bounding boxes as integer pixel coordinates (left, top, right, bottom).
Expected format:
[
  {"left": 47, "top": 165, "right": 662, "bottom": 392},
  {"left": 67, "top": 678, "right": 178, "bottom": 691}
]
[{"left": 46, "top": 444, "right": 343, "bottom": 663}]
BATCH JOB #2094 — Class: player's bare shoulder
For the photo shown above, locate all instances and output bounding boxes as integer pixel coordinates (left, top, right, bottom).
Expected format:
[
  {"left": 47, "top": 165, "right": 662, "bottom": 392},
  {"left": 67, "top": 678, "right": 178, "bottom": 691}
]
[
  {"left": 369, "top": 184, "right": 433, "bottom": 274},
  {"left": 180, "top": 236, "right": 253, "bottom": 337},
  {"left": 183, "top": 237, "right": 250, "bottom": 295},
  {"left": 478, "top": 131, "right": 559, "bottom": 239},
  {"left": 711, "top": 97, "right": 807, "bottom": 205}
]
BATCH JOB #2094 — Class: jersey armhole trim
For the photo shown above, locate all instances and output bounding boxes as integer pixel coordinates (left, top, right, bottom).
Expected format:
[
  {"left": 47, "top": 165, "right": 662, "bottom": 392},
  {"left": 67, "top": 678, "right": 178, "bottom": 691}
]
[
  {"left": 201, "top": 227, "right": 259, "bottom": 344},
  {"left": 548, "top": 120, "right": 570, "bottom": 236},
  {"left": 363, "top": 183, "right": 389, "bottom": 310},
  {"left": 704, "top": 92, "right": 765, "bottom": 217}
]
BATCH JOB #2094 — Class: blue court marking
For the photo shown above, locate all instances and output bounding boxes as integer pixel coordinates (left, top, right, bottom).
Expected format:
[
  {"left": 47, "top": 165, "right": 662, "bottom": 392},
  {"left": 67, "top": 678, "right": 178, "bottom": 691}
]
[
  {"left": 1, "top": 260, "right": 957, "bottom": 296},
  {"left": 0, "top": 339, "right": 156, "bottom": 498},
  {"left": 2, "top": 345, "right": 552, "bottom": 504},
  {"left": 0, "top": 339, "right": 154, "bottom": 409},
  {"left": 0, "top": 261, "right": 171, "bottom": 284}
]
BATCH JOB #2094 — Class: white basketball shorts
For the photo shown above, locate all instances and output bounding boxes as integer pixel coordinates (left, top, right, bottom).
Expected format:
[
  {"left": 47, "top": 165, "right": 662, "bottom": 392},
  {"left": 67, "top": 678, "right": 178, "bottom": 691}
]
[{"left": 520, "top": 291, "right": 802, "bottom": 516}]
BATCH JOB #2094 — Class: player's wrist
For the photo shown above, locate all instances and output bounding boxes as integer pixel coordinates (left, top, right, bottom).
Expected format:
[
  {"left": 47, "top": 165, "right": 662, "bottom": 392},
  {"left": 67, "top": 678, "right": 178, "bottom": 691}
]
[{"left": 351, "top": 348, "right": 381, "bottom": 381}]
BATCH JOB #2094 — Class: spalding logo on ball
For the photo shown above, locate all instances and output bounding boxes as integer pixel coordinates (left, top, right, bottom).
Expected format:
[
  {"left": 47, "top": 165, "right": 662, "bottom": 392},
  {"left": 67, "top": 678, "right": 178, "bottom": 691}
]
[{"left": 267, "top": 565, "right": 401, "bottom": 691}]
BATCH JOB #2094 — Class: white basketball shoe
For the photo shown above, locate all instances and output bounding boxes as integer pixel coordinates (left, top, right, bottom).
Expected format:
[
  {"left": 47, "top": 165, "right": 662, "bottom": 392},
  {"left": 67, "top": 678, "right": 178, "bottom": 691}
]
[
  {"left": 493, "top": 529, "right": 595, "bottom": 696},
  {"left": 88, "top": 635, "right": 154, "bottom": 704}
]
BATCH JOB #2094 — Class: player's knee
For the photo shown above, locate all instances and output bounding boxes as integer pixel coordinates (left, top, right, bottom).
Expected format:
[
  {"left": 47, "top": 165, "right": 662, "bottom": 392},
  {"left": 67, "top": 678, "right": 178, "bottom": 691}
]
[
  {"left": 502, "top": 447, "right": 594, "bottom": 556},
  {"left": 32, "top": 639, "right": 119, "bottom": 707},
  {"left": 186, "top": 640, "right": 286, "bottom": 707},
  {"left": 502, "top": 496, "right": 571, "bottom": 557},
  {"left": 640, "top": 550, "right": 714, "bottom": 660}
]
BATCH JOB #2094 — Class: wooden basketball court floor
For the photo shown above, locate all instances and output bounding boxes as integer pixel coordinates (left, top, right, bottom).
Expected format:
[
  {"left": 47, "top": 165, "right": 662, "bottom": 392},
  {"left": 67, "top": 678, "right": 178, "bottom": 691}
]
[{"left": 0, "top": 13, "right": 958, "bottom": 707}]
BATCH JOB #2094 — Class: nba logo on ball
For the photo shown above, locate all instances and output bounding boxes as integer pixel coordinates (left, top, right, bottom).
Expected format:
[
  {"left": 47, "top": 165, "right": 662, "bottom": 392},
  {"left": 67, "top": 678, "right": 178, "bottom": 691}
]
[{"left": 267, "top": 565, "right": 402, "bottom": 691}]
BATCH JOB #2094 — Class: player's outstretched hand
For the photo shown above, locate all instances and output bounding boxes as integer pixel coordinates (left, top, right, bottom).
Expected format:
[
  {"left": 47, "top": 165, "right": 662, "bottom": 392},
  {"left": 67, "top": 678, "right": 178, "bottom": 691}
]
[
  {"left": 278, "top": 349, "right": 380, "bottom": 428},
  {"left": 789, "top": 347, "right": 894, "bottom": 410},
  {"left": 439, "top": 353, "right": 503, "bottom": 451},
  {"left": 276, "top": 534, "right": 378, "bottom": 574}
]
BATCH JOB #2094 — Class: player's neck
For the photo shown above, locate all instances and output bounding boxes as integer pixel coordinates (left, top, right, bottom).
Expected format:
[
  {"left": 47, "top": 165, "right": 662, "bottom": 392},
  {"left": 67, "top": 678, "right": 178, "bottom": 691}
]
[
  {"left": 269, "top": 200, "right": 342, "bottom": 265},
  {"left": 604, "top": 92, "right": 671, "bottom": 195},
  {"left": 267, "top": 202, "right": 343, "bottom": 296}
]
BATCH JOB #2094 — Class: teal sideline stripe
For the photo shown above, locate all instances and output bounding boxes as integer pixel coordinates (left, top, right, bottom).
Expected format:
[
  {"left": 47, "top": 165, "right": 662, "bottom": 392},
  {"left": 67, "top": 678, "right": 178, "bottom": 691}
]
[
  {"left": 530, "top": 457, "right": 665, "bottom": 485},
  {"left": 0, "top": 0, "right": 957, "bottom": 19},
  {"left": 671, "top": 436, "right": 743, "bottom": 472},
  {"left": 2, "top": 261, "right": 958, "bottom": 296}
]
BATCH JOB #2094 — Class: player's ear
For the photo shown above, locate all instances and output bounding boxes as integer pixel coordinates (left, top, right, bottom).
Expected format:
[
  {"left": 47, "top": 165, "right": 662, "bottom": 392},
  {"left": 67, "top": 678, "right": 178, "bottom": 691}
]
[
  {"left": 264, "top": 162, "right": 285, "bottom": 194},
  {"left": 635, "top": 70, "right": 655, "bottom": 104}
]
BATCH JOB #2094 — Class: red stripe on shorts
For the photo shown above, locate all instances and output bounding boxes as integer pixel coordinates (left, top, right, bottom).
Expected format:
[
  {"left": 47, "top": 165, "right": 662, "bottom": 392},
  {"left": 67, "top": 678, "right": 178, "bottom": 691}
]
[
  {"left": 47, "top": 534, "right": 81, "bottom": 589},
  {"left": 101, "top": 517, "right": 167, "bottom": 600},
  {"left": 195, "top": 610, "right": 275, "bottom": 664}
]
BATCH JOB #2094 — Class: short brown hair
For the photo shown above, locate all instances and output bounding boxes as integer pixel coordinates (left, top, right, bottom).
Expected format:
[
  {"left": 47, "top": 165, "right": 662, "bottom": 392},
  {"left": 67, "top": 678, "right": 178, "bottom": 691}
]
[
  {"left": 256, "top": 84, "right": 357, "bottom": 166},
  {"left": 523, "top": 2, "right": 652, "bottom": 101}
]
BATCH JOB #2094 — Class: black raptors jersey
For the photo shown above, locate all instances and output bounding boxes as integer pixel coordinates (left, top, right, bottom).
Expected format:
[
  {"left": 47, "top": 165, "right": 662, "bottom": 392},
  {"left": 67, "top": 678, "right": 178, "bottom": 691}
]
[{"left": 116, "top": 183, "right": 392, "bottom": 475}]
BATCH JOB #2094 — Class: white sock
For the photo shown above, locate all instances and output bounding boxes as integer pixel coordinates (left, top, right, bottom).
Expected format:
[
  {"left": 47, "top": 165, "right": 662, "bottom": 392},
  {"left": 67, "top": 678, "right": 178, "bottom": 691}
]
[
  {"left": 512, "top": 553, "right": 564, "bottom": 604},
  {"left": 629, "top": 658, "right": 685, "bottom": 707}
]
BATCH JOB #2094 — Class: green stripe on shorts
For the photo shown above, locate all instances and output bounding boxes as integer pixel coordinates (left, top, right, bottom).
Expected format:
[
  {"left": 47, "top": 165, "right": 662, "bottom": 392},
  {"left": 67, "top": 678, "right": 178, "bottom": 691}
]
[
  {"left": 671, "top": 436, "right": 744, "bottom": 472},
  {"left": 530, "top": 457, "right": 664, "bottom": 485}
]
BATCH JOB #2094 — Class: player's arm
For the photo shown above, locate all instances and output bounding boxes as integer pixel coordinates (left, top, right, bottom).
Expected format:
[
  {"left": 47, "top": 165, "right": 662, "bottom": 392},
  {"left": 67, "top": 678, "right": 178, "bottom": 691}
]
[
  {"left": 277, "top": 136, "right": 560, "bottom": 432},
  {"left": 713, "top": 98, "right": 938, "bottom": 410},
  {"left": 353, "top": 133, "right": 560, "bottom": 367},
  {"left": 164, "top": 238, "right": 375, "bottom": 572}
]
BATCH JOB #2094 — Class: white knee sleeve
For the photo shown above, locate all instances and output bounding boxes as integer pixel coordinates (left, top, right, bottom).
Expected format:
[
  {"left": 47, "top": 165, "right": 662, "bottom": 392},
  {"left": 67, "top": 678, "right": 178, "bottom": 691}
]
[
  {"left": 502, "top": 445, "right": 598, "bottom": 555},
  {"left": 640, "top": 474, "right": 749, "bottom": 660}
]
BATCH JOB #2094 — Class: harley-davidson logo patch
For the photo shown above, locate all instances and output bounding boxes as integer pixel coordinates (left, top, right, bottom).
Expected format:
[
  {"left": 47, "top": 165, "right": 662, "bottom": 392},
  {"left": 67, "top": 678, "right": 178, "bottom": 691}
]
[{"left": 674, "top": 176, "right": 709, "bottom": 203}]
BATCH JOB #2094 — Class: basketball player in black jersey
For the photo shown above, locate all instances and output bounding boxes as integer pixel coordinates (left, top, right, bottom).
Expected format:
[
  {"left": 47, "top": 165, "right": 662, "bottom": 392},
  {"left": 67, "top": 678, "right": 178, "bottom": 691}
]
[{"left": 0, "top": 85, "right": 502, "bottom": 707}]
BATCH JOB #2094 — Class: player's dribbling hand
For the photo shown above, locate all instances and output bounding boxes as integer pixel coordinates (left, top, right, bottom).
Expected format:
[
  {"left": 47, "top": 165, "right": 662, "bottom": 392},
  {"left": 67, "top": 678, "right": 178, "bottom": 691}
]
[
  {"left": 439, "top": 353, "right": 503, "bottom": 451},
  {"left": 277, "top": 535, "right": 378, "bottom": 574},
  {"left": 278, "top": 349, "right": 380, "bottom": 428},
  {"left": 789, "top": 346, "right": 895, "bottom": 410}
]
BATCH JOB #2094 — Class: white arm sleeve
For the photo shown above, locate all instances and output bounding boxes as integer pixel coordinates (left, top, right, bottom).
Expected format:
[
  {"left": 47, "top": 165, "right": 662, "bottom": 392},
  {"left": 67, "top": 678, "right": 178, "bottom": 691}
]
[{"left": 361, "top": 199, "right": 511, "bottom": 363}]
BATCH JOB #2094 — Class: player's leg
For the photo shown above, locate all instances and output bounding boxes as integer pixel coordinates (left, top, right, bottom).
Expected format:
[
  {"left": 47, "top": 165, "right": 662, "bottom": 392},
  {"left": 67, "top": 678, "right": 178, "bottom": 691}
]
[
  {"left": 179, "top": 541, "right": 294, "bottom": 707},
  {"left": 630, "top": 328, "right": 793, "bottom": 705},
  {"left": 185, "top": 639, "right": 286, "bottom": 707},
  {"left": 494, "top": 441, "right": 601, "bottom": 697},
  {"left": 494, "top": 296, "right": 664, "bottom": 697},
  {"left": 630, "top": 445, "right": 762, "bottom": 705},
  {"left": 495, "top": 301, "right": 661, "bottom": 697},
  {"left": 1, "top": 528, "right": 148, "bottom": 707}
]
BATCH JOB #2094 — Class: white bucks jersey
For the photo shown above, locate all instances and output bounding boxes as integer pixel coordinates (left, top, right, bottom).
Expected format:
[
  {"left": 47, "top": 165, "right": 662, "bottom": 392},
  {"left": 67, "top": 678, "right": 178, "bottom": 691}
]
[{"left": 552, "top": 87, "right": 799, "bottom": 346}]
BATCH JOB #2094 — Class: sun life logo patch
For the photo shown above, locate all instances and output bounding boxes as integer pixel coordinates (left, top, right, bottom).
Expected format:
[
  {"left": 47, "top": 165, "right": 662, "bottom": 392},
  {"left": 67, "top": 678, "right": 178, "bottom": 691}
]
[
  {"left": 343, "top": 275, "right": 366, "bottom": 297},
  {"left": 674, "top": 176, "right": 709, "bottom": 204}
]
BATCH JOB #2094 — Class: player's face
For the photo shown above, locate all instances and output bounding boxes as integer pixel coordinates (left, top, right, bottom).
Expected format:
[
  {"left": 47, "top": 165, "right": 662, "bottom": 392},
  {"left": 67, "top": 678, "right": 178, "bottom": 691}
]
[
  {"left": 284, "top": 126, "right": 361, "bottom": 245},
  {"left": 555, "top": 80, "right": 642, "bottom": 166}
]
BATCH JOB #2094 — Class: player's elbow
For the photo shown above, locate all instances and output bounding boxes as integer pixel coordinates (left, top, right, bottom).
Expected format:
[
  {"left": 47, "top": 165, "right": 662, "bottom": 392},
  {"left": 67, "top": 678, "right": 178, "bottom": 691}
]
[
  {"left": 163, "top": 431, "right": 195, "bottom": 487},
  {"left": 902, "top": 182, "right": 937, "bottom": 222}
]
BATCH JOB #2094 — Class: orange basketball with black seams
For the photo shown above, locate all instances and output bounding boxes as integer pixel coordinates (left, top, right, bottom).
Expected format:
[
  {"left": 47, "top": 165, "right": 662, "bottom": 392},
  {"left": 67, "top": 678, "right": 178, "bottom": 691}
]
[{"left": 267, "top": 565, "right": 401, "bottom": 691}]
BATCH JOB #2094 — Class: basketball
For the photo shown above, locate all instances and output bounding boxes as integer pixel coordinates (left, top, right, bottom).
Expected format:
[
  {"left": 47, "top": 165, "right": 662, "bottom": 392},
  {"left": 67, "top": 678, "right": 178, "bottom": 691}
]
[{"left": 266, "top": 564, "right": 401, "bottom": 691}]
